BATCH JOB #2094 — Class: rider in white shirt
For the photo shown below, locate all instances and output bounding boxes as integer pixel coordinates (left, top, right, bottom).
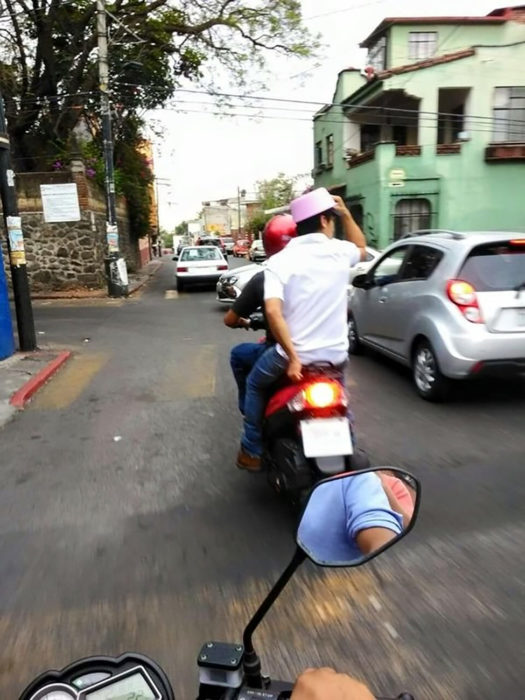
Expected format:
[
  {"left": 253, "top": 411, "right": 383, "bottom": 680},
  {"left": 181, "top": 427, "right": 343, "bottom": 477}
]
[{"left": 237, "top": 188, "right": 367, "bottom": 471}]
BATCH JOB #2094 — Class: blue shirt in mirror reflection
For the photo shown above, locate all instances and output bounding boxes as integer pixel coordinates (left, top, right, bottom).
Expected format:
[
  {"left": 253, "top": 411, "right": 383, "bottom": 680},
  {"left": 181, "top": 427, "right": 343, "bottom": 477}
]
[{"left": 297, "top": 473, "right": 403, "bottom": 566}]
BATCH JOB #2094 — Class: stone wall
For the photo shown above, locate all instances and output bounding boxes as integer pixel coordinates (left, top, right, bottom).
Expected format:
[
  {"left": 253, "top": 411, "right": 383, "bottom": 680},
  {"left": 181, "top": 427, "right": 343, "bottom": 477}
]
[{"left": 1, "top": 165, "right": 138, "bottom": 292}]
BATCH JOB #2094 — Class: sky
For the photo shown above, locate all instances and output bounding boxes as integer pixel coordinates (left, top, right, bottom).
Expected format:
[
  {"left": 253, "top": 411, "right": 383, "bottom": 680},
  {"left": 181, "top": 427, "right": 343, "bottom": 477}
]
[{"left": 150, "top": 0, "right": 499, "bottom": 228}]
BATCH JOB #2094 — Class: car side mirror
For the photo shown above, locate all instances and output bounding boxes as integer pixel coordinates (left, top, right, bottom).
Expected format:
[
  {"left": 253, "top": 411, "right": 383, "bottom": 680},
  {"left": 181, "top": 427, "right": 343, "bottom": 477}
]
[
  {"left": 352, "top": 273, "right": 373, "bottom": 289},
  {"left": 172, "top": 256, "right": 178, "bottom": 261}
]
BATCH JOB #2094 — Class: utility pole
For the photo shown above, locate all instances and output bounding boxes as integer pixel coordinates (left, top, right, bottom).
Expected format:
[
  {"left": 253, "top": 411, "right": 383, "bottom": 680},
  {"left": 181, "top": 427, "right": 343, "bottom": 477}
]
[
  {"left": 237, "top": 187, "right": 246, "bottom": 237},
  {"left": 0, "top": 95, "right": 36, "bottom": 351},
  {"left": 97, "top": 0, "right": 117, "bottom": 246},
  {"left": 97, "top": 0, "right": 128, "bottom": 296}
]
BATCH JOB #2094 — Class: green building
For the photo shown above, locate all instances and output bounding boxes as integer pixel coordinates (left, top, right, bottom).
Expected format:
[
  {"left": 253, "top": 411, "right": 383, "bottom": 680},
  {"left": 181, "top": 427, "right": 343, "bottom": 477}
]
[{"left": 313, "top": 6, "right": 525, "bottom": 249}]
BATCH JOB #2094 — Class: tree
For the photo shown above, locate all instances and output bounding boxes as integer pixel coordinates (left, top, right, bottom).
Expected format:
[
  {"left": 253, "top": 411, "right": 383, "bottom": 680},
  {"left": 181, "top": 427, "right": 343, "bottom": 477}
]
[
  {"left": 0, "top": 1, "right": 318, "bottom": 166},
  {"left": 245, "top": 210, "right": 269, "bottom": 238},
  {"left": 256, "top": 173, "right": 297, "bottom": 211},
  {"left": 175, "top": 221, "right": 189, "bottom": 237}
]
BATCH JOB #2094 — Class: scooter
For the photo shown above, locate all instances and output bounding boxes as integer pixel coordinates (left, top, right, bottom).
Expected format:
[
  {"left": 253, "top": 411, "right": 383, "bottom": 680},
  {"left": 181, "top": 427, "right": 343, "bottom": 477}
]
[
  {"left": 248, "top": 312, "right": 369, "bottom": 504},
  {"left": 19, "top": 468, "right": 419, "bottom": 700}
]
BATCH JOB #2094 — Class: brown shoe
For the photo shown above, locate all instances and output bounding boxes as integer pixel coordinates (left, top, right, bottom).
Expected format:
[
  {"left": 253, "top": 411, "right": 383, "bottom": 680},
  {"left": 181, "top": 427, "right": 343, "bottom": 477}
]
[{"left": 236, "top": 448, "right": 261, "bottom": 472}]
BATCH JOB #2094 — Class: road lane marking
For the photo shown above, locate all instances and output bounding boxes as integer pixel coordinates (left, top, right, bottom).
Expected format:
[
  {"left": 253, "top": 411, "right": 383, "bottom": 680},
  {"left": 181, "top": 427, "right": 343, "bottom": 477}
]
[
  {"left": 156, "top": 345, "right": 216, "bottom": 400},
  {"left": 164, "top": 290, "right": 180, "bottom": 299},
  {"left": 383, "top": 622, "right": 399, "bottom": 639},
  {"left": 29, "top": 353, "right": 109, "bottom": 410}
]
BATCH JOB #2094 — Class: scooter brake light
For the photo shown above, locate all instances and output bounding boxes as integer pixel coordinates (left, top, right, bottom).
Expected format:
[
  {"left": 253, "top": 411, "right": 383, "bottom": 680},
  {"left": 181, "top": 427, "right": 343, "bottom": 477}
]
[{"left": 288, "top": 380, "right": 347, "bottom": 413}]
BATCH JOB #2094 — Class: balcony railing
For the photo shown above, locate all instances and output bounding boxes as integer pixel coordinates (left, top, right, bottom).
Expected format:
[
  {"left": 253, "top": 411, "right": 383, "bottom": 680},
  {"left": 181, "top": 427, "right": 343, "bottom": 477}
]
[
  {"left": 437, "top": 143, "right": 461, "bottom": 154},
  {"left": 485, "top": 143, "right": 525, "bottom": 161},
  {"left": 395, "top": 144, "right": 421, "bottom": 156},
  {"left": 347, "top": 150, "right": 375, "bottom": 169}
]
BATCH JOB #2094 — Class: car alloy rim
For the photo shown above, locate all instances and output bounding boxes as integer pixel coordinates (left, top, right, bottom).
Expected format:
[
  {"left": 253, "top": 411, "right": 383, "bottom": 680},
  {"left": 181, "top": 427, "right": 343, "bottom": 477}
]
[{"left": 415, "top": 347, "right": 436, "bottom": 393}]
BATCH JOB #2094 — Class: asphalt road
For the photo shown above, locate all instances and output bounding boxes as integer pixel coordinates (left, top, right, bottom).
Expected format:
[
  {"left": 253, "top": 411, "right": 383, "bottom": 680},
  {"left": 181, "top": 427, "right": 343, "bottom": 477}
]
[{"left": 1, "top": 256, "right": 525, "bottom": 699}]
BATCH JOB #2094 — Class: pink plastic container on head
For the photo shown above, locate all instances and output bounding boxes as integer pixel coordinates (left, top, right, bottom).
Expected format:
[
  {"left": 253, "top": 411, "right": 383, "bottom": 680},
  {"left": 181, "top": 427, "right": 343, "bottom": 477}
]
[{"left": 290, "top": 187, "right": 336, "bottom": 223}]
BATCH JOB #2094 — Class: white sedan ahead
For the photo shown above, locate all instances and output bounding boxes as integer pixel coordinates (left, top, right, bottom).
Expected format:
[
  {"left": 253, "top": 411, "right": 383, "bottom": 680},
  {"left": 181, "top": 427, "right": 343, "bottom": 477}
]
[{"left": 175, "top": 246, "right": 228, "bottom": 292}]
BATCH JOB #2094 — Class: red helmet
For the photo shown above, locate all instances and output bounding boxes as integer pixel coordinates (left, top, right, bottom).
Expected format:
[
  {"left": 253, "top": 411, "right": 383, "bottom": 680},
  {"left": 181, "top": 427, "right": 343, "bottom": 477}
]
[{"left": 262, "top": 214, "right": 297, "bottom": 257}]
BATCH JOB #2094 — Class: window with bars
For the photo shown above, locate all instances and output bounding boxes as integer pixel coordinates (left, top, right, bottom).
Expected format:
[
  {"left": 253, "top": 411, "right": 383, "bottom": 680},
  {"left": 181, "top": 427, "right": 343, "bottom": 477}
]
[
  {"left": 492, "top": 87, "right": 525, "bottom": 142},
  {"left": 326, "top": 134, "right": 334, "bottom": 167},
  {"left": 408, "top": 32, "right": 437, "bottom": 61},
  {"left": 393, "top": 199, "right": 431, "bottom": 240}
]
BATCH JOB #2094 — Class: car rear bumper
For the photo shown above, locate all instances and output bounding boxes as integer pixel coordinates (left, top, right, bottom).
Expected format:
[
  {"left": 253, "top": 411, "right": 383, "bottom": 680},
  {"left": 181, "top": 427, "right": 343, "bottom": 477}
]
[
  {"left": 177, "top": 272, "right": 223, "bottom": 284},
  {"left": 471, "top": 358, "right": 525, "bottom": 377},
  {"left": 438, "top": 330, "right": 525, "bottom": 378}
]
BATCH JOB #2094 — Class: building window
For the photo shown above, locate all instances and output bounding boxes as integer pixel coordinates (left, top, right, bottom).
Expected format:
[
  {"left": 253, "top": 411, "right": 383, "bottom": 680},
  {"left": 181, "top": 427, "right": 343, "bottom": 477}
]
[
  {"left": 393, "top": 198, "right": 431, "bottom": 240},
  {"left": 367, "top": 36, "right": 387, "bottom": 71},
  {"left": 492, "top": 87, "right": 525, "bottom": 142},
  {"left": 315, "top": 140, "right": 323, "bottom": 168},
  {"left": 408, "top": 32, "right": 437, "bottom": 61},
  {"left": 326, "top": 134, "right": 334, "bottom": 167}
]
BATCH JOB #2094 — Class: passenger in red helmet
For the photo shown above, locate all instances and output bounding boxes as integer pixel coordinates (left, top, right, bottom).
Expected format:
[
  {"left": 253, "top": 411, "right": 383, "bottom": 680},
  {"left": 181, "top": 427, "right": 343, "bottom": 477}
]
[{"left": 224, "top": 215, "right": 296, "bottom": 415}]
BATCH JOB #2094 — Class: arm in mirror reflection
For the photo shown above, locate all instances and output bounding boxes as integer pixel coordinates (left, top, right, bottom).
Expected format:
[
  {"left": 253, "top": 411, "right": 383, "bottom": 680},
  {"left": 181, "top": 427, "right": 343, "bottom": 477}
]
[
  {"left": 297, "top": 472, "right": 404, "bottom": 566},
  {"left": 377, "top": 471, "right": 415, "bottom": 528}
]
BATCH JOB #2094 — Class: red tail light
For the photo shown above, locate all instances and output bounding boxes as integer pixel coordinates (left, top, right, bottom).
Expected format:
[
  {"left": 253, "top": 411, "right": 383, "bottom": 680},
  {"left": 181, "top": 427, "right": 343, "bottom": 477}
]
[
  {"left": 288, "top": 380, "right": 347, "bottom": 413},
  {"left": 218, "top": 265, "right": 228, "bottom": 270},
  {"left": 177, "top": 266, "right": 188, "bottom": 273},
  {"left": 510, "top": 239, "right": 525, "bottom": 246},
  {"left": 446, "top": 279, "right": 483, "bottom": 323}
]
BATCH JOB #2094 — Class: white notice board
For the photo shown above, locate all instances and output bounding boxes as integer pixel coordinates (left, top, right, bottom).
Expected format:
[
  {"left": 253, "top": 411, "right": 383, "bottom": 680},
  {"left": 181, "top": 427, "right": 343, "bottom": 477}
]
[{"left": 40, "top": 183, "right": 81, "bottom": 222}]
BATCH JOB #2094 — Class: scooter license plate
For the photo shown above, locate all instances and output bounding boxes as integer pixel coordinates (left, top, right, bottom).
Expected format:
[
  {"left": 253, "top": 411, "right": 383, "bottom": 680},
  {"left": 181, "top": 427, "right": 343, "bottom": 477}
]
[{"left": 300, "top": 417, "right": 353, "bottom": 458}]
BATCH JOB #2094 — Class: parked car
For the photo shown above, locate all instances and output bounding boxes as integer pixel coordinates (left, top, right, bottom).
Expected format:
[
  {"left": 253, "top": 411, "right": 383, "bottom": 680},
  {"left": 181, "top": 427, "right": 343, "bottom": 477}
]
[
  {"left": 174, "top": 245, "right": 228, "bottom": 292},
  {"left": 249, "top": 239, "right": 266, "bottom": 262},
  {"left": 233, "top": 239, "right": 250, "bottom": 257},
  {"left": 216, "top": 261, "right": 264, "bottom": 303},
  {"left": 348, "top": 230, "right": 525, "bottom": 401},
  {"left": 221, "top": 237, "right": 235, "bottom": 254}
]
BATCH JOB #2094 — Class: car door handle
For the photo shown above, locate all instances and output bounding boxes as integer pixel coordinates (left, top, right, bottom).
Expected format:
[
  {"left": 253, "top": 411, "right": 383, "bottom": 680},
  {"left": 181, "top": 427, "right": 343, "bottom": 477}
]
[{"left": 379, "top": 296, "right": 388, "bottom": 303}]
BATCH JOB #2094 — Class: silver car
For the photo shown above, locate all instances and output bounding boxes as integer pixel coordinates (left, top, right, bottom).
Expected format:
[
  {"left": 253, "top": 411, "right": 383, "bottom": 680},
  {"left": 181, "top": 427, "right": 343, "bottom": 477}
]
[{"left": 348, "top": 231, "right": 525, "bottom": 400}]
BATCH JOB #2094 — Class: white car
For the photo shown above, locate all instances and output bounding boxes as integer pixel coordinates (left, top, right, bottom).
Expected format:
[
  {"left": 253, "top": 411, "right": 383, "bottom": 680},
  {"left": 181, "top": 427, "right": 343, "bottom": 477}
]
[
  {"left": 175, "top": 246, "right": 228, "bottom": 292},
  {"left": 348, "top": 247, "right": 381, "bottom": 283}
]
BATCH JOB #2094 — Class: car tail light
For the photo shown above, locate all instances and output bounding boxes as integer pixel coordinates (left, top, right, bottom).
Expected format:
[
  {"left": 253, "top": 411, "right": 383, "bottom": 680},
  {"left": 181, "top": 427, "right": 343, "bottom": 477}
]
[
  {"left": 218, "top": 264, "right": 228, "bottom": 270},
  {"left": 177, "top": 266, "right": 188, "bottom": 273},
  {"left": 446, "top": 279, "right": 483, "bottom": 323},
  {"left": 510, "top": 239, "right": 525, "bottom": 246},
  {"left": 288, "top": 380, "right": 347, "bottom": 413}
]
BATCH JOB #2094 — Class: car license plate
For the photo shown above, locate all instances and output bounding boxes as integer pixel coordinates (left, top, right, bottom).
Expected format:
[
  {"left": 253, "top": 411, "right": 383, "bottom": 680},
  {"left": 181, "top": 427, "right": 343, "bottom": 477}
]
[
  {"left": 494, "top": 307, "right": 525, "bottom": 331},
  {"left": 300, "top": 417, "right": 353, "bottom": 458}
]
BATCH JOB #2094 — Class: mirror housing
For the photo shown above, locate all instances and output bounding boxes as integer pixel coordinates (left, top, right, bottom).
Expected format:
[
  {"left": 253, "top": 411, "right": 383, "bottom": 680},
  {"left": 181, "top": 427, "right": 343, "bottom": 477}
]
[
  {"left": 296, "top": 467, "right": 420, "bottom": 568},
  {"left": 172, "top": 255, "right": 178, "bottom": 261},
  {"left": 352, "top": 273, "right": 373, "bottom": 289}
]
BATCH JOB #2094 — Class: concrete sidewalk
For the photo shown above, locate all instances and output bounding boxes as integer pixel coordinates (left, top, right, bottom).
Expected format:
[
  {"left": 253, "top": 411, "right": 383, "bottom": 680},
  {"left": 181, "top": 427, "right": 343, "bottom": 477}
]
[{"left": 0, "top": 350, "right": 71, "bottom": 429}]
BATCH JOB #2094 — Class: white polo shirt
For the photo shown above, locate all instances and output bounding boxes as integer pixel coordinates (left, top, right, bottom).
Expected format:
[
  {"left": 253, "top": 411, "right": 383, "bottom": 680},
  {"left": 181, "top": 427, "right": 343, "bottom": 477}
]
[{"left": 264, "top": 233, "right": 361, "bottom": 365}]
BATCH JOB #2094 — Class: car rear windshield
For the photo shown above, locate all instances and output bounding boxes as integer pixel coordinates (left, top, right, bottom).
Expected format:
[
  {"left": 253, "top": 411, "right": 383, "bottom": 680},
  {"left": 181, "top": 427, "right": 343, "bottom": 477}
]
[
  {"left": 181, "top": 247, "right": 221, "bottom": 261},
  {"left": 459, "top": 241, "right": 525, "bottom": 291}
]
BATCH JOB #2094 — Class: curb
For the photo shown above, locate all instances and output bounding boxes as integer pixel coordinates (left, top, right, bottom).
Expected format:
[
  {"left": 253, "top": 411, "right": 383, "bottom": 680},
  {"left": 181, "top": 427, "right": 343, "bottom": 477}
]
[
  {"left": 128, "top": 262, "right": 163, "bottom": 296},
  {"left": 9, "top": 350, "right": 72, "bottom": 409}
]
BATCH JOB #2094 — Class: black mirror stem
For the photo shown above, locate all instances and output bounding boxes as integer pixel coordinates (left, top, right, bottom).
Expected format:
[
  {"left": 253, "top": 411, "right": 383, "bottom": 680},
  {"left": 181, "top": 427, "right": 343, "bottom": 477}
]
[{"left": 243, "top": 548, "right": 306, "bottom": 688}]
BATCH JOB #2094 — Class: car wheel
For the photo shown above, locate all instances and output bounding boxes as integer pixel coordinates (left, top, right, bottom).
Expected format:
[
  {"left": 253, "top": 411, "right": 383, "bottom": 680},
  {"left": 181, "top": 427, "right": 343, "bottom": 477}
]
[
  {"left": 176, "top": 279, "right": 184, "bottom": 293},
  {"left": 347, "top": 314, "right": 362, "bottom": 355},
  {"left": 412, "top": 340, "right": 450, "bottom": 402}
]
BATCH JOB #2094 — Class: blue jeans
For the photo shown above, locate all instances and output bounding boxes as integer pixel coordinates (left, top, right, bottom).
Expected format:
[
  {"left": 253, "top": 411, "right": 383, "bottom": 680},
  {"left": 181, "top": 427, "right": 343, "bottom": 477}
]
[
  {"left": 241, "top": 345, "right": 289, "bottom": 457},
  {"left": 230, "top": 342, "right": 268, "bottom": 414}
]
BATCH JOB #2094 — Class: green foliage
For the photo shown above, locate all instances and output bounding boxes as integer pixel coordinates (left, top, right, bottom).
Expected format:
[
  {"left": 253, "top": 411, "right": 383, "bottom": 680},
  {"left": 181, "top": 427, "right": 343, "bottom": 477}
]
[
  {"left": 256, "top": 173, "right": 296, "bottom": 211},
  {"left": 245, "top": 211, "right": 270, "bottom": 237},
  {"left": 175, "top": 221, "right": 189, "bottom": 236}
]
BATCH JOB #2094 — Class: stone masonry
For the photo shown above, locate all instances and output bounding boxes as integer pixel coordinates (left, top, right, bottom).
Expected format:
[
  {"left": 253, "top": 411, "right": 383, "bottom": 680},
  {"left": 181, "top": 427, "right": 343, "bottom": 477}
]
[{"left": 1, "top": 163, "right": 137, "bottom": 292}]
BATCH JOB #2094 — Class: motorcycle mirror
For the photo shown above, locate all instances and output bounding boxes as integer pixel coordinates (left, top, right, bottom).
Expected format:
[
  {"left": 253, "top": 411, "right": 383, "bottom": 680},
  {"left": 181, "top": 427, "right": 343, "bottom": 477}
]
[{"left": 296, "top": 467, "right": 420, "bottom": 567}]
